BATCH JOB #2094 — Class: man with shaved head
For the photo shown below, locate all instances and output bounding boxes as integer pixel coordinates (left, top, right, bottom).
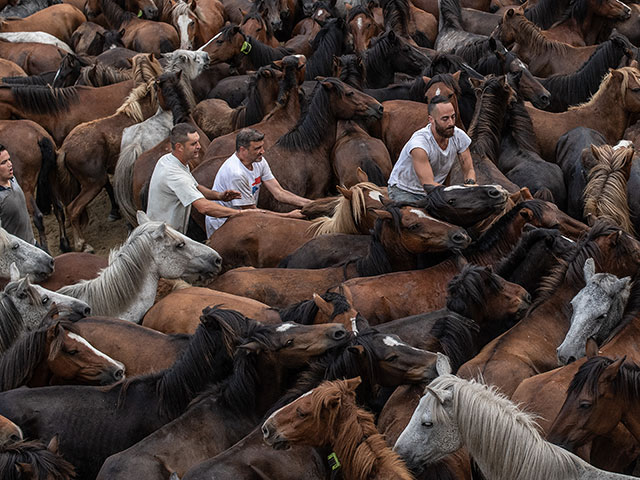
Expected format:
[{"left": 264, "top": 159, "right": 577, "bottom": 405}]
[{"left": 387, "top": 95, "right": 476, "bottom": 203}]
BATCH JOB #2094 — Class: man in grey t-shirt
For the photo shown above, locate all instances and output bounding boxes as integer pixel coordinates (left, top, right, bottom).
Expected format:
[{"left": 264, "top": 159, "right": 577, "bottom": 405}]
[
  {"left": 388, "top": 96, "right": 476, "bottom": 203},
  {"left": 0, "top": 145, "right": 35, "bottom": 244}
]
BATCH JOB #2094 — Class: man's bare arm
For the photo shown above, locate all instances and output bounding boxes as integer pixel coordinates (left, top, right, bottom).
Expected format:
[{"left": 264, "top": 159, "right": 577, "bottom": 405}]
[
  {"left": 410, "top": 148, "right": 440, "bottom": 187},
  {"left": 458, "top": 148, "right": 476, "bottom": 183}
]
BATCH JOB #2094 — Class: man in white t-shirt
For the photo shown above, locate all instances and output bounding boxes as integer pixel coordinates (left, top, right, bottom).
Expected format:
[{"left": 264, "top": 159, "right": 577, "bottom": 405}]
[
  {"left": 147, "top": 123, "right": 243, "bottom": 233},
  {"left": 205, "top": 128, "right": 312, "bottom": 237},
  {"left": 388, "top": 96, "right": 476, "bottom": 203}
]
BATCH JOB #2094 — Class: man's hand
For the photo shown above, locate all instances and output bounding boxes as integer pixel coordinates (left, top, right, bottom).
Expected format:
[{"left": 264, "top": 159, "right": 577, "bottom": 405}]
[
  {"left": 285, "top": 209, "right": 305, "bottom": 219},
  {"left": 219, "top": 190, "right": 241, "bottom": 202}
]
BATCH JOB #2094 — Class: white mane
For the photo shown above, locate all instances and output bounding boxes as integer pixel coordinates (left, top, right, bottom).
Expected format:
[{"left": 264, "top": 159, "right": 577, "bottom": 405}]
[{"left": 429, "top": 374, "right": 581, "bottom": 480}]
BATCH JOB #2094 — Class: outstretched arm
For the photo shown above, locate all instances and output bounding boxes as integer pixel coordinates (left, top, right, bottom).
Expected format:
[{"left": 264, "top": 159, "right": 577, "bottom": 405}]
[
  {"left": 263, "top": 178, "right": 312, "bottom": 207},
  {"left": 411, "top": 147, "right": 440, "bottom": 186},
  {"left": 458, "top": 148, "right": 476, "bottom": 183},
  {"left": 196, "top": 185, "right": 242, "bottom": 202}
]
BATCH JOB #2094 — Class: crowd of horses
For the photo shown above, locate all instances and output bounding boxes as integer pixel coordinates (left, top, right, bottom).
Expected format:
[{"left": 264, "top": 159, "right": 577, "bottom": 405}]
[{"left": 2, "top": 0, "right": 640, "bottom": 478}]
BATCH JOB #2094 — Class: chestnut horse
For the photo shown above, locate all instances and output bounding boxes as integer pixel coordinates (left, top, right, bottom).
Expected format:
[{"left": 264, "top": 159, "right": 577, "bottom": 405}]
[
  {"left": 261, "top": 377, "right": 414, "bottom": 480},
  {"left": 0, "top": 38, "right": 65, "bottom": 75},
  {"left": 347, "top": 5, "right": 381, "bottom": 52},
  {"left": 0, "top": 320, "right": 125, "bottom": 390},
  {"left": 0, "top": 3, "right": 86, "bottom": 44},
  {"left": 161, "top": 0, "right": 225, "bottom": 50}
]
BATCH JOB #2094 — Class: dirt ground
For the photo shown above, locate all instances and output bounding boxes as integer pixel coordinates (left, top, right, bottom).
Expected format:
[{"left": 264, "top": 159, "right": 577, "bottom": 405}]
[{"left": 40, "top": 190, "right": 130, "bottom": 258}]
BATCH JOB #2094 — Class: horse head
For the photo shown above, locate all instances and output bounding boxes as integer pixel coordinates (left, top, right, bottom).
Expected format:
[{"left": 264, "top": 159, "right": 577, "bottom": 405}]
[
  {"left": 0, "top": 225, "right": 53, "bottom": 282},
  {"left": 422, "top": 184, "right": 509, "bottom": 227}
]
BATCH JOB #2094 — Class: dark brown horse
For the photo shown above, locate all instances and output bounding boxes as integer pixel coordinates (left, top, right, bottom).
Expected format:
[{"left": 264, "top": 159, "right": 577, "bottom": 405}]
[
  {"left": 0, "top": 437, "right": 75, "bottom": 480},
  {"left": 0, "top": 320, "right": 125, "bottom": 390}
]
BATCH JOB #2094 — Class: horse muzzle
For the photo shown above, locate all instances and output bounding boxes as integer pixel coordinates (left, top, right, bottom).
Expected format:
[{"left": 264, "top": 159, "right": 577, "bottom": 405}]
[{"left": 262, "top": 422, "right": 290, "bottom": 450}]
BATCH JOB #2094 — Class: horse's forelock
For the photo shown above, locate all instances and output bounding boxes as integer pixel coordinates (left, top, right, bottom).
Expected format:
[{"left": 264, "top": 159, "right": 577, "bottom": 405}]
[{"left": 0, "top": 439, "right": 75, "bottom": 480}]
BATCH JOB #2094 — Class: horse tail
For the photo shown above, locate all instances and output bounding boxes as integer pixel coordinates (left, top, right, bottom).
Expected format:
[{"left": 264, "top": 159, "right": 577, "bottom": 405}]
[
  {"left": 35, "top": 137, "right": 55, "bottom": 215},
  {"left": 55, "top": 148, "right": 78, "bottom": 204},
  {"left": 360, "top": 157, "right": 387, "bottom": 187},
  {"left": 113, "top": 142, "right": 142, "bottom": 227}
]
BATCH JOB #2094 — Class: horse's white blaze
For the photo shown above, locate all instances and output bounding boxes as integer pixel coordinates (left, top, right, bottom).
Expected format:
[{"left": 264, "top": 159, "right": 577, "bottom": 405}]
[
  {"left": 516, "top": 59, "right": 527, "bottom": 70},
  {"left": 317, "top": 9, "right": 324, "bottom": 16},
  {"left": 276, "top": 323, "right": 297, "bottom": 332},
  {"left": 435, "top": 87, "right": 441, "bottom": 96},
  {"left": 613, "top": 139, "right": 633, "bottom": 150},
  {"left": 561, "top": 235, "right": 575, "bottom": 243},
  {"left": 67, "top": 332, "right": 125, "bottom": 371},
  {"left": 350, "top": 317, "right": 359, "bottom": 334},
  {"left": 198, "top": 30, "right": 222, "bottom": 50},
  {"left": 356, "top": 17, "right": 363, "bottom": 28},
  {"left": 368, "top": 190, "right": 383, "bottom": 201},
  {"left": 409, "top": 208, "right": 446, "bottom": 224},
  {"left": 177, "top": 14, "right": 192, "bottom": 49},
  {"left": 383, "top": 335, "right": 406, "bottom": 347},
  {"left": 264, "top": 389, "right": 313, "bottom": 427},
  {"left": 443, "top": 185, "right": 467, "bottom": 191}
]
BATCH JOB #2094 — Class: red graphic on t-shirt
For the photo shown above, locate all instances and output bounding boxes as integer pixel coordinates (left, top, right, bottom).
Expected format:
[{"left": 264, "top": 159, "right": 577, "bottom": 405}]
[{"left": 251, "top": 176, "right": 262, "bottom": 195}]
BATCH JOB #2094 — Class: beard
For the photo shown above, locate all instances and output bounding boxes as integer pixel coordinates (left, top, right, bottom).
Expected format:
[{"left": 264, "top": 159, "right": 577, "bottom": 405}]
[{"left": 434, "top": 123, "right": 455, "bottom": 138}]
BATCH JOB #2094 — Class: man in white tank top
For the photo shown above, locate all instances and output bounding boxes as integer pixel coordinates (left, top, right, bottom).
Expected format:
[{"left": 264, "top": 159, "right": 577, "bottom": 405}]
[{"left": 388, "top": 96, "right": 476, "bottom": 203}]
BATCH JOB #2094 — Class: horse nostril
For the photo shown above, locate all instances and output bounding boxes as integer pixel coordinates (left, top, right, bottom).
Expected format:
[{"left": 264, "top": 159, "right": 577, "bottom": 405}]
[
  {"left": 451, "top": 232, "right": 469, "bottom": 245},
  {"left": 567, "top": 356, "right": 576, "bottom": 364},
  {"left": 331, "top": 328, "right": 347, "bottom": 340},
  {"left": 114, "top": 369, "right": 124, "bottom": 380},
  {"left": 49, "top": 258, "right": 55, "bottom": 269},
  {"left": 524, "top": 293, "right": 531, "bottom": 304},
  {"left": 83, "top": 306, "right": 91, "bottom": 316},
  {"left": 214, "top": 256, "right": 222, "bottom": 267},
  {"left": 262, "top": 423, "right": 271, "bottom": 438},
  {"left": 9, "top": 434, "right": 21, "bottom": 442},
  {"left": 377, "top": 104, "right": 384, "bottom": 114},
  {"left": 488, "top": 188, "right": 502, "bottom": 198}
]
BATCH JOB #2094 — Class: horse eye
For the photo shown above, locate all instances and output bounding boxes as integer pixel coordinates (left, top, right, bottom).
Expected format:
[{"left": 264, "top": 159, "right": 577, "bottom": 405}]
[
  {"left": 421, "top": 421, "right": 433, "bottom": 428},
  {"left": 408, "top": 224, "right": 420, "bottom": 231},
  {"left": 296, "top": 408, "right": 308, "bottom": 418},
  {"left": 345, "top": 91, "right": 354, "bottom": 97},
  {"left": 42, "top": 296, "right": 49, "bottom": 305},
  {"left": 66, "top": 350, "right": 79, "bottom": 356},
  {"left": 447, "top": 199, "right": 455, "bottom": 205},
  {"left": 176, "top": 242, "right": 185, "bottom": 249},
  {"left": 579, "top": 402, "right": 592, "bottom": 409},
  {"left": 17, "top": 292, "right": 27, "bottom": 300},
  {"left": 256, "top": 27, "right": 262, "bottom": 31},
  {"left": 11, "top": 243, "right": 19, "bottom": 250},
  {"left": 285, "top": 339, "right": 294, "bottom": 347},
  {"left": 387, "top": 354, "right": 399, "bottom": 362}
]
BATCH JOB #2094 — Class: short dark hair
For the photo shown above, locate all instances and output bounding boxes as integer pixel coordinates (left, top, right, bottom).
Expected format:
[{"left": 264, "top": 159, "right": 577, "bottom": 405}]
[
  {"left": 428, "top": 95, "right": 452, "bottom": 116},
  {"left": 0, "top": 144, "right": 6, "bottom": 154},
  {"left": 170, "top": 123, "right": 198, "bottom": 149},
  {"left": 236, "top": 128, "right": 265, "bottom": 151}
]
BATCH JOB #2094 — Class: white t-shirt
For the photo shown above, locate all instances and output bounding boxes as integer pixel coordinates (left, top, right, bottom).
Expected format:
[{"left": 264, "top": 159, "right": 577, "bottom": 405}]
[
  {"left": 146, "top": 153, "right": 204, "bottom": 233},
  {"left": 388, "top": 123, "right": 472, "bottom": 194},
  {"left": 205, "top": 153, "right": 275, "bottom": 236}
]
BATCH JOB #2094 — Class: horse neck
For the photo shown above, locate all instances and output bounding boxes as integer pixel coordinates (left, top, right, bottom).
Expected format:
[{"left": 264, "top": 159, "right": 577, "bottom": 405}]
[
  {"left": 466, "top": 221, "right": 526, "bottom": 266},
  {"left": 330, "top": 398, "right": 411, "bottom": 480},
  {"left": 363, "top": 42, "right": 395, "bottom": 88},
  {"left": 578, "top": 78, "right": 630, "bottom": 141},
  {"left": 0, "top": 295, "right": 25, "bottom": 352},
  {"left": 378, "top": 224, "right": 421, "bottom": 271},
  {"left": 253, "top": 354, "right": 302, "bottom": 414}
]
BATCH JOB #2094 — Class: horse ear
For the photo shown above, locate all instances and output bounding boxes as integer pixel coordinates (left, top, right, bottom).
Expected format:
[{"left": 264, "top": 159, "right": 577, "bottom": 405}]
[
  {"left": 336, "top": 184, "right": 353, "bottom": 200},
  {"left": 9, "top": 262, "right": 20, "bottom": 282},
  {"left": 372, "top": 209, "right": 393, "bottom": 220},
  {"left": 518, "top": 187, "right": 533, "bottom": 201},
  {"left": 344, "top": 376, "right": 362, "bottom": 393},
  {"left": 16, "top": 463, "right": 33, "bottom": 475},
  {"left": 436, "top": 353, "right": 452, "bottom": 376},
  {"left": 506, "top": 8, "right": 515, "bottom": 17},
  {"left": 350, "top": 167, "right": 368, "bottom": 184},
  {"left": 451, "top": 71, "right": 461, "bottom": 84},
  {"left": 47, "top": 434, "right": 60, "bottom": 455},
  {"left": 339, "top": 285, "right": 354, "bottom": 305},
  {"left": 190, "top": 0, "right": 197, "bottom": 10},
  {"left": 585, "top": 337, "right": 599, "bottom": 359},
  {"left": 468, "top": 77, "right": 484, "bottom": 91},
  {"left": 422, "top": 75, "right": 431, "bottom": 86},
  {"left": 137, "top": 210, "right": 151, "bottom": 224},
  {"left": 348, "top": 345, "right": 366, "bottom": 356},
  {"left": 601, "top": 356, "right": 626, "bottom": 384},
  {"left": 152, "top": 223, "right": 168, "bottom": 239},
  {"left": 518, "top": 207, "right": 533, "bottom": 222},
  {"left": 313, "top": 293, "right": 334, "bottom": 317},
  {"left": 522, "top": 223, "right": 537, "bottom": 233},
  {"left": 425, "top": 386, "right": 452, "bottom": 405},
  {"left": 583, "top": 258, "right": 596, "bottom": 283},
  {"left": 238, "top": 341, "right": 262, "bottom": 354}
]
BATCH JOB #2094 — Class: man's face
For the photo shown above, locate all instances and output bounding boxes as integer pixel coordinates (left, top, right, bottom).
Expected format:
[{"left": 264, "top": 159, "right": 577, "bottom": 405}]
[
  {"left": 241, "top": 140, "right": 265, "bottom": 163},
  {"left": 178, "top": 132, "right": 201, "bottom": 162},
  {"left": 0, "top": 150, "right": 12, "bottom": 183},
  {"left": 429, "top": 102, "right": 456, "bottom": 139}
]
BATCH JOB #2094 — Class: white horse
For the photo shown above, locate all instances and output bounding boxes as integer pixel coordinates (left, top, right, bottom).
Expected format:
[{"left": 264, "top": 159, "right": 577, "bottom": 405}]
[
  {"left": 57, "top": 212, "right": 222, "bottom": 323},
  {"left": 114, "top": 49, "right": 208, "bottom": 226},
  {"left": 0, "top": 223, "right": 53, "bottom": 282},
  {"left": 0, "top": 263, "right": 91, "bottom": 351},
  {"left": 556, "top": 258, "right": 632, "bottom": 365},
  {"left": 394, "top": 359, "right": 637, "bottom": 480},
  {"left": 0, "top": 32, "right": 73, "bottom": 53}
]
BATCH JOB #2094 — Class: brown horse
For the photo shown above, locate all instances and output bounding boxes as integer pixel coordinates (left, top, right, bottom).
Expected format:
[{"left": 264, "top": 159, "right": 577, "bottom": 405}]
[
  {"left": 583, "top": 143, "right": 635, "bottom": 235},
  {"left": 0, "top": 414, "right": 21, "bottom": 443},
  {"left": 458, "top": 220, "right": 640, "bottom": 397},
  {"left": 241, "top": 9, "right": 279, "bottom": 47},
  {"left": 209, "top": 204, "right": 472, "bottom": 307},
  {"left": 56, "top": 53, "right": 163, "bottom": 252},
  {"left": 0, "top": 320, "right": 125, "bottom": 390},
  {"left": 347, "top": 5, "right": 382, "bottom": 52},
  {"left": 526, "top": 67, "right": 640, "bottom": 161},
  {"left": 0, "top": 38, "right": 65, "bottom": 75},
  {"left": 496, "top": 7, "right": 610, "bottom": 77},
  {"left": 101, "top": 0, "right": 179, "bottom": 55},
  {"left": 262, "top": 377, "right": 414, "bottom": 480},
  {"left": 161, "top": 0, "right": 226, "bottom": 50},
  {"left": 141, "top": 286, "right": 280, "bottom": 333},
  {"left": 0, "top": 437, "right": 75, "bottom": 480},
  {"left": 543, "top": 0, "right": 631, "bottom": 47},
  {"left": 0, "top": 3, "right": 86, "bottom": 44},
  {"left": 0, "top": 58, "right": 26, "bottom": 78}
]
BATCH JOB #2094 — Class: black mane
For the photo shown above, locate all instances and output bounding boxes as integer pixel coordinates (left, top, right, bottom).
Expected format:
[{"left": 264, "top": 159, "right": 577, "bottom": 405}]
[
  {"left": 0, "top": 440, "right": 75, "bottom": 480},
  {"left": 277, "top": 291, "right": 352, "bottom": 325},
  {"left": 5, "top": 84, "right": 78, "bottom": 114},
  {"left": 305, "top": 18, "right": 345, "bottom": 79}
]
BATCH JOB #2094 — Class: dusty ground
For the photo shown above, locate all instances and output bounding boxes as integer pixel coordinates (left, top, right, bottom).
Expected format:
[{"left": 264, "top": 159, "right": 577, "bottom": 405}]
[{"left": 40, "top": 190, "right": 130, "bottom": 258}]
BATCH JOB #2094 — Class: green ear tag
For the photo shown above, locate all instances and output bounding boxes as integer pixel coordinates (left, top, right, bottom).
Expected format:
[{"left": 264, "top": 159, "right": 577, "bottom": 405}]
[
  {"left": 241, "top": 41, "right": 252, "bottom": 54},
  {"left": 137, "top": 9, "right": 143, "bottom": 17},
  {"left": 327, "top": 452, "right": 341, "bottom": 471}
]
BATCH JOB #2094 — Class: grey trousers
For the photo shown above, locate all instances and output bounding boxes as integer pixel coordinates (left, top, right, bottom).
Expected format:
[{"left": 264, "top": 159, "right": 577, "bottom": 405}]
[{"left": 388, "top": 184, "right": 428, "bottom": 204}]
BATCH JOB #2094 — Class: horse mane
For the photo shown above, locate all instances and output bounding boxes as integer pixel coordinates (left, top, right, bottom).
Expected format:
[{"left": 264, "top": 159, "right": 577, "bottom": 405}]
[
  {"left": 382, "top": 0, "right": 411, "bottom": 37},
  {"left": 446, "top": 264, "right": 503, "bottom": 317},
  {"left": 57, "top": 222, "right": 175, "bottom": 316},
  {"left": 541, "top": 35, "right": 633, "bottom": 110},
  {"left": 583, "top": 144, "right": 634, "bottom": 235},
  {"left": 306, "top": 379, "right": 414, "bottom": 480},
  {"left": 0, "top": 439, "right": 76, "bottom": 480},
  {"left": 114, "top": 55, "right": 163, "bottom": 122},
  {"left": 504, "top": 97, "right": 541, "bottom": 155},
  {"left": 306, "top": 18, "right": 345, "bottom": 79},
  {"left": 335, "top": 54, "right": 366, "bottom": 90},
  {"left": 79, "top": 62, "right": 132, "bottom": 87},
  {"left": 1, "top": 73, "right": 50, "bottom": 86},
  {"left": 468, "top": 76, "right": 512, "bottom": 163},
  {"left": 0, "top": 294, "right": 24, "bottom": 352},
  {"left": 347, "top": 4, "right": 374, "bottom": 23},
  {"left": 602, "top": 270, "right": 640, "bottom": 345},
  {"left": 438, "top": 0, "right": 464, "bottom": 31},
  {"left": 277, "top": 291, "right": 352, "bottom": 325},
  {"left": 428, "top": 312, "right": 479, "bottom": 371},
  {"left": 156, "top": 70, "right": 194, "bottom": 123},
  {"left": 101, "top": 0, "right": 135, "bottom": 30},
  {"left": 242, "top": 10, "right": 275, "bottom": 40},
  {"left": 535, "top": 220, "right": 633, "bottom": 305},
  {"left": 452, "top": 37, "right": 500, "bottom": 66},
  {"left": 247, "top": 35, "right": 293, "bottom": 67},
  {"left": 428, "top": 374, "right": 580, "bottom": 479},
  {"left": 0, "top": 321, "right": 80, "bottom": 391},
  {"left": 241, "top": 68, "right": 268, "bottom": 126},
  {"left": 277, "top": 76, "right": 344, "bottom": 151},
  {"left": 524, "top": 0, "right": 570, "bottom": 29},
  {"left": 569, "top": 356, "right": 640, "bottom": 404},
  {"left": 504, "top": 11, "right": 569, "bottom": 57},
  {"left": 556, "top": 0, "right": 594, "bottom": 25},
  {"left": 309, "top": 182, "right": 386, "bottom": 235},
  {"left": 5, "top": 84, "right": 78, "bottom": 114},
  {"left": 573, "top": 66, "right": 639, "bottom": 111},
  {"left": 362, "top": 30, "right": 401, "bottom": 81}
]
